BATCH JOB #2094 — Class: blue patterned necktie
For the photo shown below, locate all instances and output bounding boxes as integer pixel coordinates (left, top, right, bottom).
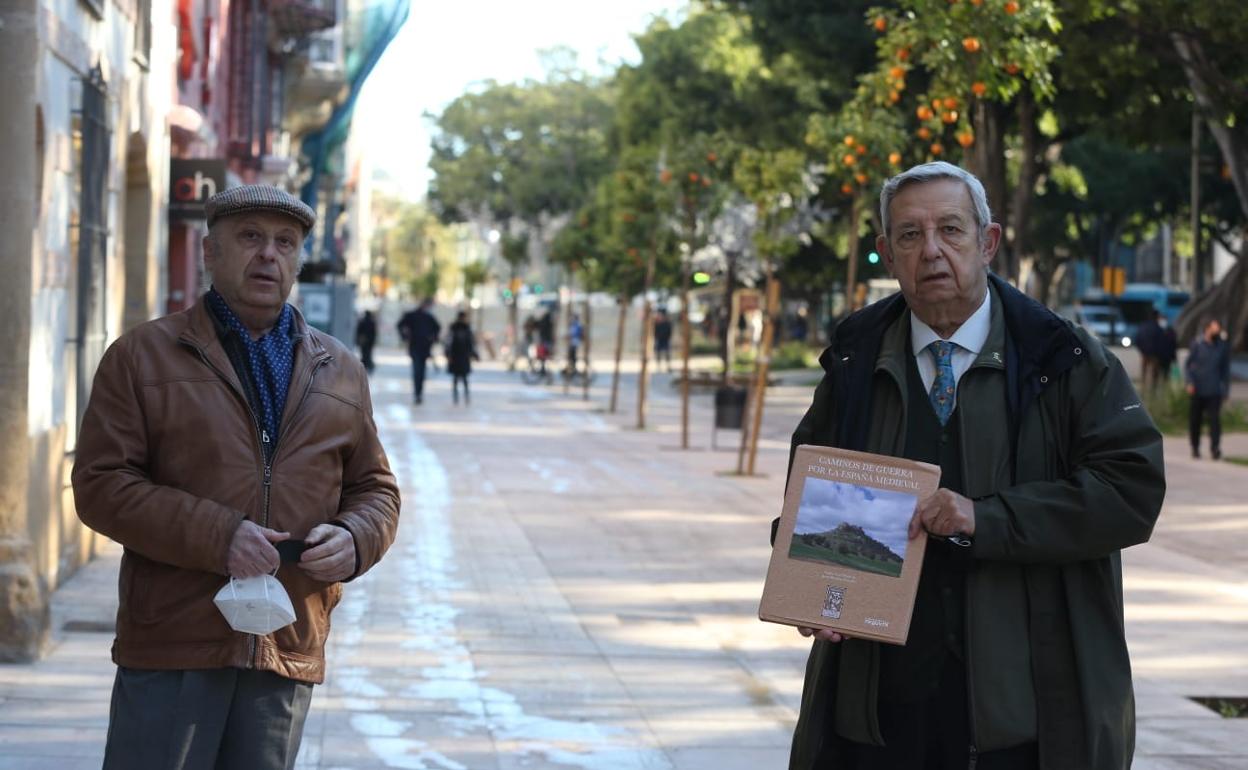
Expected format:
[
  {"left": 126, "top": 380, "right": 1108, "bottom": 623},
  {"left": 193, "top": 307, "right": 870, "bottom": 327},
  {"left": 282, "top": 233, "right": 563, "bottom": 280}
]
[{"left": 926, "top": 340, "right": 958, "bottom": 426}]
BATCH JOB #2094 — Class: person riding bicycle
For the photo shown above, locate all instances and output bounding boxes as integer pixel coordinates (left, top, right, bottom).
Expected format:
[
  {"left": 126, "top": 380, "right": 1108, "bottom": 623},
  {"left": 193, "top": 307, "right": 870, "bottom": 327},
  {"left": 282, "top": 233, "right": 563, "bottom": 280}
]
[{"left": 537, "top": 310, "right": 555, "bottom": 375}]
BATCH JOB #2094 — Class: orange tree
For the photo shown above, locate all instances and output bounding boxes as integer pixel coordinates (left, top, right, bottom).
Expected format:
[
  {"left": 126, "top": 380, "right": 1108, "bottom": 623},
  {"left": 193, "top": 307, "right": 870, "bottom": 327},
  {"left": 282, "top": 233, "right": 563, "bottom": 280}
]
[
  {"left": 656, "top": 133, "right": 733, "bottom": 447},
  {"left": 860, "top": 0, "right": 1060, "bottom": 281},
  {"left": 732, "top": 146, "right": 812, "bottom": 473},
  {"left": 598, "top": 147, "right": 680, "bottom": 426},
  {"left": 807, "top": 82, "right": 911, "bottom": 308}
]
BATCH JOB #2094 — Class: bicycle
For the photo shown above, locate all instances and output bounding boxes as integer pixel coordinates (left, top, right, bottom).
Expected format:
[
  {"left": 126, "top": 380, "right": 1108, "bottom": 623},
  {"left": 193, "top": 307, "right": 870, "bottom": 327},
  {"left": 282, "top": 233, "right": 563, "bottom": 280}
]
[
  {"left": 520, "top": 343, "right": 554, "bottom": 385},
  {"left": 559, "top": 365, "right": 596, "bottom": 388}
]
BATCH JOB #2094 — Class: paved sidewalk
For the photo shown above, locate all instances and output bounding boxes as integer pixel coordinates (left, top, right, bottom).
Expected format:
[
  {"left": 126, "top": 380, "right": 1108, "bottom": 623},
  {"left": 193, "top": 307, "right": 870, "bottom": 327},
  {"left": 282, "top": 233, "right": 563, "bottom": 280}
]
[{"left": 2, "top": 349, "right": 1246, "bottom": 769}]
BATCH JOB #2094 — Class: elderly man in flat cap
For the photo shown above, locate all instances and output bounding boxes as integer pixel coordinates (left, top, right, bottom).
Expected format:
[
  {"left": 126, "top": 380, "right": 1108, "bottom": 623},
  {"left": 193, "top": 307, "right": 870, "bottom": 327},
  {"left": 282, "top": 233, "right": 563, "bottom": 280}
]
[{"left": 72, "top": 184, "right": 401, "bottom": 770}]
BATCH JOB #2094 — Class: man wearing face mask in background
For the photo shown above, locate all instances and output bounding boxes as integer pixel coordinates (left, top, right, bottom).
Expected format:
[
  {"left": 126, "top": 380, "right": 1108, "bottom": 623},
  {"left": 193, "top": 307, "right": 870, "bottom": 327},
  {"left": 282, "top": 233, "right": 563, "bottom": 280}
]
[
  {"left": 784, "top": 162, "right": 1165, "bottom": 770},
  {"left": 72, "top": 185, "right": 401, "bottom": 770}
]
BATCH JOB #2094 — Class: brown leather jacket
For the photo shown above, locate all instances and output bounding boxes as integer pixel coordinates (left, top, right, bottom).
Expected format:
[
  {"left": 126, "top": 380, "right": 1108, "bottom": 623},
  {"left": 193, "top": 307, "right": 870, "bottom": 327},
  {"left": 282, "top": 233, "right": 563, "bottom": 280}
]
[{"left": 72, "top": 299, "right": 400, "bottom": 684}]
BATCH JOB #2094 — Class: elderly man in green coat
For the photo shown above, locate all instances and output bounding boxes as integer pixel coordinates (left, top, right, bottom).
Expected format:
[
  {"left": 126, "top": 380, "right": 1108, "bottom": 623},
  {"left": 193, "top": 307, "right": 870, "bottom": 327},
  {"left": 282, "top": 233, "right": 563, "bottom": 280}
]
[{"left": 784, "top": 162, "right": 1165, "bottom": 770}]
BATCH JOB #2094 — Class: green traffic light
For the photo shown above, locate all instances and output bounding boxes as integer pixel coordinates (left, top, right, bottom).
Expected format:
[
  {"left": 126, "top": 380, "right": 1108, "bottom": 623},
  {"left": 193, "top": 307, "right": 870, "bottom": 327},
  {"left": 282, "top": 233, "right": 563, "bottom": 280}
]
[
  {"left": 693, "top": 271, "right": 711, "bottom": 285},
  {"left": 533, "top": 284, "right": 544, "bottom": 293},
  {"left": 867, "top": 251, "right": 880, "bottom": 264}
]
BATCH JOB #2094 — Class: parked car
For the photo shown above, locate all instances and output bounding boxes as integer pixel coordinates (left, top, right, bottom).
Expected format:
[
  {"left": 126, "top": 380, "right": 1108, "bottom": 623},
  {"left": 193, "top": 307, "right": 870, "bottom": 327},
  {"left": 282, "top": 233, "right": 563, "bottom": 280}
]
[{"left": 1059, "top": 303, "right": 1135, "bottom": 348}]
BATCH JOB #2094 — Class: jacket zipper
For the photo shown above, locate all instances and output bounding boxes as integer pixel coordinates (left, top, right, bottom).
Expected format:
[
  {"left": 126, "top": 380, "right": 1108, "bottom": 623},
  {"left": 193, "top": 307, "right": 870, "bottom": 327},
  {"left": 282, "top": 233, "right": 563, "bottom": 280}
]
[
  {"left": 958, "top": 403, "right": 980, "bottom": 770},
  {"left": 183, "top": 340, "right": 331, "bottom": 668},
  {"left": 249, "top": 354, "right": 331, "bottom": 668}
]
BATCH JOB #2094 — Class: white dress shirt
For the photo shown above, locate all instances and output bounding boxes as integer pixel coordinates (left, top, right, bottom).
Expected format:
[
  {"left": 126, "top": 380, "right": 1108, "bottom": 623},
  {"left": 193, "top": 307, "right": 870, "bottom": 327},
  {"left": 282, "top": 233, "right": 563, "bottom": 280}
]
[{"left": 910, "top": 289, "right": 992, "bottom": 396}]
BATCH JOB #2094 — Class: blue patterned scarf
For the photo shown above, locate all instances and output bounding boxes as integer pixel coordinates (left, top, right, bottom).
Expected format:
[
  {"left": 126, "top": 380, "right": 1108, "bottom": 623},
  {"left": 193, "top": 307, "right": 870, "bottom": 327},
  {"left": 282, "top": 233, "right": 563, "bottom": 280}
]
[{"left": 206, "top": 289, "right": 296, "bottom": 442}]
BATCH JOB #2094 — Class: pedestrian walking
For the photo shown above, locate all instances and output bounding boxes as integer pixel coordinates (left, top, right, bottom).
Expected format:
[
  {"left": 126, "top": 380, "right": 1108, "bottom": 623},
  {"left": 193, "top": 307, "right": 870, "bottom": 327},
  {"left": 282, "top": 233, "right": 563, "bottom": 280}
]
[
  {"left": 71, "top": 185, "right": 401, "bottom": 770},
  {"left": 446, "top": 310, "right": 479, "bottom": 405},
  {"left": 537, "top": 309, "right": 555, "bottom": 375},
  {"left": 784, "top": 161, "right": 1164, "bottom": 770},
  {"left": 1136, "top": 309, "right": 1162, "bottom": 392},
  {"left": 397, "top": 298, "right": 441, "bottom": 404},
  {"left": 1155, "top": 313, "right": 1178, "bottom": 390},
  {"left": 355, "top": 309, "right": 377, "bottom": 373},
  {"left": 567, "top": 313, "right": 584, "bottom": 373},
  {"left": 653, "top": 309, "right": 673, "bottom": 372},
  {"left": 1186, "top": 317, "right": 1231, "bottom": 460}
]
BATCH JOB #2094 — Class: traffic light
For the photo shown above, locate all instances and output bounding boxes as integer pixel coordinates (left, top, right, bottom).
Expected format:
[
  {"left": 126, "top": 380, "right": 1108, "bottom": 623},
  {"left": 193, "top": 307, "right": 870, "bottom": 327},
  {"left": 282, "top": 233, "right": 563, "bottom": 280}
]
[
  {"left": 693, "top": 271, "right": 711, "bottom": 285},
  {"left": 1101, "top": 267, "right": 1125, "bottom": 295},
  {"left": 533, "top": 283, "right": 544, "bottom": 293},
  {"left": 867, "top": 251, "right": 880, "bottom": 265}
]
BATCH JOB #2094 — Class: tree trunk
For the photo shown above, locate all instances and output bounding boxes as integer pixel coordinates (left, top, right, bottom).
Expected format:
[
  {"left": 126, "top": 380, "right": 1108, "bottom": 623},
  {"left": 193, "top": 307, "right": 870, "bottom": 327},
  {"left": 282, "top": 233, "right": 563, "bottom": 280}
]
[
  {"left": 1010, "top": 92, "right": 1040, "bottom": 292},
  {"left": 679, "top": 202, "right": 696, "bottom": 448},
  {"left": 740, "top": 271, "right": 780, "bottom": 476},
  {"left": 609, "top": 297, "right": 627, "bottom": 413},
  {"left": 636, "top": 244, "right": 658, "bottom": 429},
  {"left": 970, "top": 100, "right": 1013, "bottom": 282},
  {"left": 1178, "top": 256, "right": 1248, "bottom": 352},
  {"left": 582, "top": 298, "right": 592, "bottom": 402},
  {"left": 845, "top": 197, "right": 861, "bottom": 310},
  {"left": 1172, "top": 33, "right": 1248, "bottom": 224},
  {"left": 720, "top": 251, "right": 737, "bottom": 383}
]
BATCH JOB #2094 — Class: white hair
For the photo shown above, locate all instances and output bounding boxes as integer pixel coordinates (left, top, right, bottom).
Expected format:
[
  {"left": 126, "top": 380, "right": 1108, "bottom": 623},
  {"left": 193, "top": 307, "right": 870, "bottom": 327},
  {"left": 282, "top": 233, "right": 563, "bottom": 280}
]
[{"left": 879, "top": 161, "right": 993, "bottom": 241}]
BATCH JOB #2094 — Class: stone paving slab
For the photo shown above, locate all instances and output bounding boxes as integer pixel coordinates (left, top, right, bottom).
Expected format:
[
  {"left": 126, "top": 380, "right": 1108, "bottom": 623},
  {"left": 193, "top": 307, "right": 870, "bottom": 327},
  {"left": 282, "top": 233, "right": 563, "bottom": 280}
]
[{"left": 1, "top": 349, "right": 1246, "bottom": 769}]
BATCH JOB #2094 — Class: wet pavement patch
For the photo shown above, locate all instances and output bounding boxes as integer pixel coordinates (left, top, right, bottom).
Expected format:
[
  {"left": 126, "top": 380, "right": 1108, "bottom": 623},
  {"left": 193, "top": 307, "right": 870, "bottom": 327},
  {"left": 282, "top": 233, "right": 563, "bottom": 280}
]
[{"left": 1189, "top": 697, "right": 1248, "bottom": 717}]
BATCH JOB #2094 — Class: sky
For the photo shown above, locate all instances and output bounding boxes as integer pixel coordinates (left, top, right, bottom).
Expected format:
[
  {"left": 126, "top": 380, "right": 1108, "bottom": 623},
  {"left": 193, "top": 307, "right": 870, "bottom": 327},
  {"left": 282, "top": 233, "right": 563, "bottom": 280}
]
[
  {"left": 354, "top": 0, "right": 689, "bottom": 201},
  {"left": 793, "top": 478, "right": 915, "bottom": 559}
]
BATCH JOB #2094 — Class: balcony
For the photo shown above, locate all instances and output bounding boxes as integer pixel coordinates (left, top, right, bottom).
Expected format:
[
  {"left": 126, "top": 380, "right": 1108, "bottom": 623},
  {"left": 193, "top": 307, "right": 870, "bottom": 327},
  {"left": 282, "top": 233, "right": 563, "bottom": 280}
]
[{"left": 267, "top": 0, "right": 336, "bottom": 40}]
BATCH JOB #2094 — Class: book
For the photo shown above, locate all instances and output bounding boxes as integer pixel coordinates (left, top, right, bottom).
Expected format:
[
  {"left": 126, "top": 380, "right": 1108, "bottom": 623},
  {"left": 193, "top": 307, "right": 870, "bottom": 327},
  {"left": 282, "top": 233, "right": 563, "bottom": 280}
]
[{"left": 758, "top": 445, "right": 942, "bottom": 645}]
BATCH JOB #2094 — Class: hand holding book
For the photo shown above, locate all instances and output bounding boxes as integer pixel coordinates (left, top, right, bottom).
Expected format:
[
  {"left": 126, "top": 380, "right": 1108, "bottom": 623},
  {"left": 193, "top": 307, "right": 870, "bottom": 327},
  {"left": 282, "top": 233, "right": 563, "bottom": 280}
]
[{"left": 909, "top": 488, "right": 975, "bottom": 544}]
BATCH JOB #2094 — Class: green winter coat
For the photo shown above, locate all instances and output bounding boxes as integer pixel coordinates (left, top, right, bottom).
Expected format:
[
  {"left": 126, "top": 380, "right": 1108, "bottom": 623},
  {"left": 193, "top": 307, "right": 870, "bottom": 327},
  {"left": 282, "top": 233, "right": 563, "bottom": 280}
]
[{"left": 786, "top": 276, "right": 1165, "bottom": 770}]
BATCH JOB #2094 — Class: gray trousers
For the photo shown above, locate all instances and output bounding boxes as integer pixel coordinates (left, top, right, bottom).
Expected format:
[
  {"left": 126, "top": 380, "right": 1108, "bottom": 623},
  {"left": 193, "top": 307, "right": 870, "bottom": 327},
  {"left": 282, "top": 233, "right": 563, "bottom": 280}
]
[{"left": 102, "top": 667, "right": 314, "bottom": 770}]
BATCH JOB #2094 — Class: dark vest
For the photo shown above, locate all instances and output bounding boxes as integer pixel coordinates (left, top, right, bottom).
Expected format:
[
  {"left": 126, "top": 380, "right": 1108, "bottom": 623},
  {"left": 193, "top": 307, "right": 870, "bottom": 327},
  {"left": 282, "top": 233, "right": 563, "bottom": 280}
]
[{"left": 875, "top": 350, "right": 972, "bottom": 702}]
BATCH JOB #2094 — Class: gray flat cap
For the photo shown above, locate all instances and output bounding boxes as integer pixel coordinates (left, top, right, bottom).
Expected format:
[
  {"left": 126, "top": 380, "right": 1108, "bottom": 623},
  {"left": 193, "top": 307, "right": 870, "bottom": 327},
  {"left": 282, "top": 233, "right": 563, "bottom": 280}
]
[{"left": 204, "top": 184, "right": 316, "bottom": 233}]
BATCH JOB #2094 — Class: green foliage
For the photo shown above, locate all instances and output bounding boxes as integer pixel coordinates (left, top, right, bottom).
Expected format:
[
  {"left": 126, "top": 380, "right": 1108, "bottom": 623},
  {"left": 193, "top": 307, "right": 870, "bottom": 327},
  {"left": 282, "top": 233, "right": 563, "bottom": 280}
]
[
  {"left": 1143, "top": 382, "right": 1248, "bottom": 437},
  {"left": 411, "top": 263, "right": 440, "bottom": 300},
  {"left": 371, "top": 195, "right": 447, "bottom": 295},
  {"left": 461, "top": 261, "right": 489, "bottom": 294},
  {"left": 427, "top": 70, "right": 614, "bottom": 228},
  {"left": 733, "top": 341, "right": 818, "bottom": 372}
]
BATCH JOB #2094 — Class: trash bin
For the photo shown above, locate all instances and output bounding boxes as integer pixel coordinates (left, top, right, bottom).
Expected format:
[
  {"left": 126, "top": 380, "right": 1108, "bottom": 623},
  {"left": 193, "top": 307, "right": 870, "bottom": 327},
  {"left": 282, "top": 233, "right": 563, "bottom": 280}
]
[{"left": 714, "top": 385, "right": 748, "bottom": 430}]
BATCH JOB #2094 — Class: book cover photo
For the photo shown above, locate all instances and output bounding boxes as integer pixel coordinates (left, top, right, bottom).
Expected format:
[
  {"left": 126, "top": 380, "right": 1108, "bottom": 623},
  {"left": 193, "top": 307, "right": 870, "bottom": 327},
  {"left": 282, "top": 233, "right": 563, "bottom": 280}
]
[{"left": 759, "top": 445, "right": 942, "bottom": 645}]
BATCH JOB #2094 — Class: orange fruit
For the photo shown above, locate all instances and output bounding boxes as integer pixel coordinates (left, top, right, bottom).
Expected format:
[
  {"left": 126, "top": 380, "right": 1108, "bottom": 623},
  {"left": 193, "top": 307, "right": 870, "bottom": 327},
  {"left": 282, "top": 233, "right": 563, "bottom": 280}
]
[
  {"left": 842, "top": 153, "right": 857, "bottom": 166},
  {"left": 889, "top": 151, "right": 902, "bottom": 165},
  {"left": 957, "top": 132, "right": 975, "bottom": 147},
  {"left": 942, "top": 110, "right": 959, "bottom": 124},
  {"left": 1004, "top": 1, "right": 1020, "bottom": 14},
  {"left": 916, "top": 105, "right": 935, "bottom": 121},
  {"left": 943, "top": 97, "right": 958, "bottom": 110},
  {"left": 841, "top": 183, "right": 854, "bottom": 195},
  {"left": 897, "top": 47, "right": 911, "bottom": 62},
  {"left": 706, "top": 152, "right": 717, "bottom": 163},
  {"left": 854, "top": 172, "right": 869, "bottom": 185},
  {"left": 856, "top": 144, "right": 867, "bottom": 155},
  {"left": 917, "top": 127, "right": 932, "bottom": 140},
  {"left": 844, "top": 135, "right": 856, "bottom": 146},
  {"left": 971, "top": 81, "right": 987, "bottom": 97},
  {"left": 889, "top": 91, "right": 901, "bottom": 104},
  {"left": 1005, "top": 62, "right": 1020, "bottom": 75},
  {"left": 930, "top": 142, "right": 944, "bottom": 156},
  {"left": 963, "top": 37, "right": 982, "bottom": 53},
  {"left": 874, "top": 16, "right": 887, "bottom": 32},
  {"left": 889, "top": 66, "right": 906, "bottom": 80}
]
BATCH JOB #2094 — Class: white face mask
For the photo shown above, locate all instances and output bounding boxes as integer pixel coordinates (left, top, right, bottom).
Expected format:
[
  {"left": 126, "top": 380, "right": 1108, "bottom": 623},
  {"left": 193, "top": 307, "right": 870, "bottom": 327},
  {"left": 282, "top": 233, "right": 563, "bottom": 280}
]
[{"left": 213, "top": 575, "right": 297, "bottom": 636}]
